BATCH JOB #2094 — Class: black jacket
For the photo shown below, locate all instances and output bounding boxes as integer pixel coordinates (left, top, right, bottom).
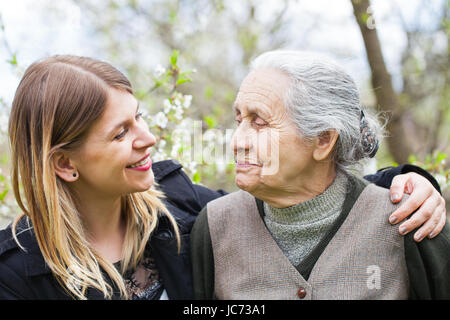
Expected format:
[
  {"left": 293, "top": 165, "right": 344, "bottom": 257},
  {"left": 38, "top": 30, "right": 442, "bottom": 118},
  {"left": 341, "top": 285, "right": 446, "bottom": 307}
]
[{"left": 0, "top": 160, "right": 440, "bottom": 299}]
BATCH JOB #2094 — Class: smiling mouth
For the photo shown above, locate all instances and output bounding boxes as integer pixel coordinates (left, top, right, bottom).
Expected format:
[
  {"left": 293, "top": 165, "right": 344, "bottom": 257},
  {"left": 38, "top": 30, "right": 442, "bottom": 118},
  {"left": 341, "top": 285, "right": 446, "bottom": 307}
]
[
  {"left": 126, "top": 154, "right": 151, "bottom": 169},
  {"left": 235, "top": 160, "right": 262, "bottom": 167}
]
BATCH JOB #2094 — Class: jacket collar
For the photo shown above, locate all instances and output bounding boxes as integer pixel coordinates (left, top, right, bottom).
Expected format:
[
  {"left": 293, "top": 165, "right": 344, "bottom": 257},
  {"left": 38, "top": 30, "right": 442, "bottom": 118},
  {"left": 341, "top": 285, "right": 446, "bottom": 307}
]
[
  {"left": 152, "top": 159, "right": 182, "bottom": 182},
  {"left": 0, "top": 217, "right": 51, "bottom": 277}
]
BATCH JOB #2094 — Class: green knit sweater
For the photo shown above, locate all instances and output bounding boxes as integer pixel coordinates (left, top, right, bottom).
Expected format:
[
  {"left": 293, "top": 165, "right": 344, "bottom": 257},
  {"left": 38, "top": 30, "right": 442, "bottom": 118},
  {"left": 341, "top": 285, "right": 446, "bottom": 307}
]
[{"left": 263, "top": 170, "right": 348, "bottom": 267}]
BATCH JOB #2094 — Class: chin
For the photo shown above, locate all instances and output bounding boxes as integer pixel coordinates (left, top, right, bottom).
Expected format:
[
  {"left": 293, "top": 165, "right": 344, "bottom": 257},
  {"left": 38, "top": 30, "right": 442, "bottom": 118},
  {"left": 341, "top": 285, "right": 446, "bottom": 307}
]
[
  {"left": 132, "top": 176, "right": 154, "bottom": 192},
  {"left": 235, "top": 175, "right": 257, "bottom": 193},
  {"left": 140, "top": 180, "right": 155, "bottom": 192}
]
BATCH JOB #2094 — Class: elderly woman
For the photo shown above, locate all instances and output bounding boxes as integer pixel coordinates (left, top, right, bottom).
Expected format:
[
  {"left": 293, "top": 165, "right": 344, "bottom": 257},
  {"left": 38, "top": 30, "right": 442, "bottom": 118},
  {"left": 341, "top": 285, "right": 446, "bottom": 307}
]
[{"left": 191, "top": 50, "right": 450, "bottom": 300}]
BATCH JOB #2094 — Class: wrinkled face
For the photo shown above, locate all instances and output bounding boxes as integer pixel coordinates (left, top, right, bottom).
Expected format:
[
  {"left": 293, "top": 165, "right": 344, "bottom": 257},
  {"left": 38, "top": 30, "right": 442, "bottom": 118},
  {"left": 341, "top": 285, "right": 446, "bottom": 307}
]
[
  {"left": 232, "top": 68, "right": 316, "bottom": 195},
  {"left": 71, "top": 88, "right": 156, "bottom": 198}
]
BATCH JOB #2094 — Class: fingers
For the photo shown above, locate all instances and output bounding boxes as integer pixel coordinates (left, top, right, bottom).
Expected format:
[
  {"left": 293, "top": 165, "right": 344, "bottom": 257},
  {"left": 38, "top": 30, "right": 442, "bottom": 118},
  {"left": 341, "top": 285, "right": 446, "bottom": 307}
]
[
  {"left": 394, "top": 192, "right": 441, "bottom": 240},
  {"left": 411, "top": 198, "right": 446, "bottom": 241},
  {"left": 389, "top": 190, "right": 428, "bottom": 225},
  {"left": 428, "top": 202, "right": 447, "bottom": 239},
  {"left": 389, "top": 174, "right": 411, "bottom": 204},
  {"left": 387, "top": 172, "right": 446, "bottom": 241}
]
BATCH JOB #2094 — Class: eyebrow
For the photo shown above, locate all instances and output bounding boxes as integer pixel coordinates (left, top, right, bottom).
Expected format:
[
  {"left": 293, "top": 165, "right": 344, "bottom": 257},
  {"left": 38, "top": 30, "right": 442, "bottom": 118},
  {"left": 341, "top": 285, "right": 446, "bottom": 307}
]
[
  {"left": 108, "top": 102, "right": 140, "bottom": 137},
  {"left": 234, "top": 102, "right": 270, "bottom": 119}
]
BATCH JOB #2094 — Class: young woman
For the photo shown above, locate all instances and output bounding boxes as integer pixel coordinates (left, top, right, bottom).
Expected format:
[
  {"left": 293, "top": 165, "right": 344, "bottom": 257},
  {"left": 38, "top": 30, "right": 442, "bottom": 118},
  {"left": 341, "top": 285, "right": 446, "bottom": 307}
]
[
  {"left": 0, "top": 55, "right": 222, "bottom": 300},
  {"left": 0, "top": 55, "right": 445, "bottom": 300}
]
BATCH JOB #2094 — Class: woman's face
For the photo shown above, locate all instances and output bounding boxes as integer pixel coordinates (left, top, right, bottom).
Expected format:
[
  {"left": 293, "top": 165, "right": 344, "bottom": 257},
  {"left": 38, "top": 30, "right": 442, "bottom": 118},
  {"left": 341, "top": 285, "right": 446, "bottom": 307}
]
[
  {"left": 70, "top": 88, "right": 156, "bottom": 198},
  {"left": 232, "top": 68, "right": 317, "bottom": 197}
]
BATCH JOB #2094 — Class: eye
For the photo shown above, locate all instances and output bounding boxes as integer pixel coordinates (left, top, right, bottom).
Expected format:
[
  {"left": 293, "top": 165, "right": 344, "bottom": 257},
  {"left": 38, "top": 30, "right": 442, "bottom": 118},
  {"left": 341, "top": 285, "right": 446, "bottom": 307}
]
[
  {"left": 253, "top": 116, "right": 267, "bottom": 127},
  {"left": 114, "top": 128, "right": 128, "bottom": 140},
  {"left": 135, "top": 112, "right": 143, "bottom": 120}
]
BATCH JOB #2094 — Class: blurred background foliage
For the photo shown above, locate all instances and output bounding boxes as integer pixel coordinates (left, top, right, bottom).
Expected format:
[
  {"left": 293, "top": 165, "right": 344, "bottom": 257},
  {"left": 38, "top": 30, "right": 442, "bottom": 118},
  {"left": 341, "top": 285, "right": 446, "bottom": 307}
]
[{"left": 0, "top": 0, "right": 448, "bottom": 226}]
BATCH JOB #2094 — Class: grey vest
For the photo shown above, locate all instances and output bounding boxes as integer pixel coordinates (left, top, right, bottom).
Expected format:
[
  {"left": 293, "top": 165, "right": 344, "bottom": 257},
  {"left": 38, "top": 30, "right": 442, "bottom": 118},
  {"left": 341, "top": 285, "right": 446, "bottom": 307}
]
[{"left": 207, "top": 184, "right": 409, "bottom": 300}]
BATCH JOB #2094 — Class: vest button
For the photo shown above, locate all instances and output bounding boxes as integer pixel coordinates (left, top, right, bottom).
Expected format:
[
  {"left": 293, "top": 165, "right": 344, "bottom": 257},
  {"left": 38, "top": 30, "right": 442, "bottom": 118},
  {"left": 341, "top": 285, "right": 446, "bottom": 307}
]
[{"left": 297, "top": 287, "right": 307, "bottom": 299}]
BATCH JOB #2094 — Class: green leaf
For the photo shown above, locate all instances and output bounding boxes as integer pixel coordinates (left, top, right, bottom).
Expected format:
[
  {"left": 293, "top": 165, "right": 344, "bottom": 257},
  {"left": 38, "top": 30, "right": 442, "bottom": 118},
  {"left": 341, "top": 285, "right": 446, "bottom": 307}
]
[
  {"left": 192, "top": 171, "right": 201, "bottom": 184},
  {"left": 408, "top": 155, "right": 417, "bottom": 164},
  {"left": 169, "top": 9, "right": 177, "bottom": 23},
  {"left": 0, "top": 189, "right": 7, "bottom": 201},
  {"left": 176, "top": 77, "right": 191, "bottom": 86},
  {"left": 435, "top": 152, "right": 447, "bottom": 163},
  {"left": 204, "top": 86, "right": 213, "bottom": 100},
  {"left": 204, "top": 116, "right": 217, "bottom": 129},
  {"left": 7, "top": 53, "right": 17, "bottom": 66},
  {"left": 170, "top": 50, "right": 179, "bottom": 67},
  {"left": 360, "top": 13, "right": 370, "bottom": 24}
]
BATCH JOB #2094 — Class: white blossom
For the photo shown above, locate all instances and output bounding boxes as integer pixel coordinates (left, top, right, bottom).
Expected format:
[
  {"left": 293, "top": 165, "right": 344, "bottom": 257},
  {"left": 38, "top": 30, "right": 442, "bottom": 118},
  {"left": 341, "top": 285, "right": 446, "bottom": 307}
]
[
  {"left": 163, "top": 99, "right": 172, "bottom": 114},
  {"left": 153, "top": 111, "right": 168, "bottom": 129},
  {"left": 178, "top": 118, "right": 194, "bottom": 130},
  {"left": 174, "top": 105, "right": 184, "bottom": 120},
  {"left": 171, "top": 142, "right": 182, "bottom": 158},
  {"left": 152, "top": 151, "right": 166, "bottom": 162},
  {"left": 186, "top": 161, "right": 197, "bottom": 173},
  {"left": 153, "top": 64, "right": 166, "bottom": 77},
  {"left": 158, "top": 139, "right": 167, "bottom": 149},
  {"left": 174, "top": 97, "right": 182, "bottom": 107},
  {"left": 183, "top": 95, "right": 192, "bottom": 109}
]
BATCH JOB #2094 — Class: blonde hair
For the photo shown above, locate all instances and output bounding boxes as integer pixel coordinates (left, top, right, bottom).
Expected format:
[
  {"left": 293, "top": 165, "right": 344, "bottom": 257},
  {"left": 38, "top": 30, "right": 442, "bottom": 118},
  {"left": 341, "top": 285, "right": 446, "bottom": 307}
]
[{"left": 8, "top": 55, "right": 180, "bottom": 299}]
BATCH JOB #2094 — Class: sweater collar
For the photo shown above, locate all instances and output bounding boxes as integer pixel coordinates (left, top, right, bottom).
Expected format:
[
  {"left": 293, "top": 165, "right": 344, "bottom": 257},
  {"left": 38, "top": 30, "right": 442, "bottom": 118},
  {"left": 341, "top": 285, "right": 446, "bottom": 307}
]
[{"left": 263, "top": 170, "right": 348, "bottom": 225}]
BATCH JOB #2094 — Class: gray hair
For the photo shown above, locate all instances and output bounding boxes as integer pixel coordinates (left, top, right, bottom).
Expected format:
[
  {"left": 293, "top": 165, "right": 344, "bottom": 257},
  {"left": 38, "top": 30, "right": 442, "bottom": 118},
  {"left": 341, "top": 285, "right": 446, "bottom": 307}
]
[{"left": 250, "top": 50, "right": 384, "bottom": 168}]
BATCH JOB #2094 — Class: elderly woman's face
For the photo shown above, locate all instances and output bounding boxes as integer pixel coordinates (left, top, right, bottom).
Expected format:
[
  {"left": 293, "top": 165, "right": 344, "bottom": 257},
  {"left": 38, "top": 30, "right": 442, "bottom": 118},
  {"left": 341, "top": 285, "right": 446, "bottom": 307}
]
[{"left": 232, "top": 68, "right": 317, "bottom": 196}]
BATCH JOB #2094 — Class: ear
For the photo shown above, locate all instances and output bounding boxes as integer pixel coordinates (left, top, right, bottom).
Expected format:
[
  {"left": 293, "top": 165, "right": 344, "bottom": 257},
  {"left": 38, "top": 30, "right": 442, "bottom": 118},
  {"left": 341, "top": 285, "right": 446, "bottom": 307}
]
[
  {"left": 52, "top": 151, "right": 78, "bottom": 182},
  {"left": 312, "top": 130, "right": 339, "bottom": 161}
]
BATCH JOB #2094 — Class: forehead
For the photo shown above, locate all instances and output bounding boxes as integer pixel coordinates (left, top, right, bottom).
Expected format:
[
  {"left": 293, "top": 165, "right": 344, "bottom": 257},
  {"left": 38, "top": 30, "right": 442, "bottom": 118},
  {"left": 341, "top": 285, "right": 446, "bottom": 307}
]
[
  {"left": 84, "top": 88, "right": 137, "bottom": 140},
  {"left": 234, "top": 68, "right": 291, "bottom": 113},
  {"left": 99, "top": 88, "right": 136, "bottom": 123}
]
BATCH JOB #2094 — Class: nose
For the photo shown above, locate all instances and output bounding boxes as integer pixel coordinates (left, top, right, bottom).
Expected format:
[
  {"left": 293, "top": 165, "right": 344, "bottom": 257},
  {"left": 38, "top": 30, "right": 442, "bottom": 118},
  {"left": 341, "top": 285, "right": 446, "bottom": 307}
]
[
  {"left": 232, "top": 124, "right": 252, "bottom": 156},
  {"left": 133, "top": 122, "right": 156, "bottom": 150}
]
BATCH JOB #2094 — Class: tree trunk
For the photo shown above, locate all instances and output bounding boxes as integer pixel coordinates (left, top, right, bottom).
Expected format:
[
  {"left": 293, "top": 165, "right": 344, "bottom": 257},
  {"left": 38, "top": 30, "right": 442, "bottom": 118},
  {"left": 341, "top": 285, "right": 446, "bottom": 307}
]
[{"left": 351, "top": 0, "right": 413, "bottom": 164}]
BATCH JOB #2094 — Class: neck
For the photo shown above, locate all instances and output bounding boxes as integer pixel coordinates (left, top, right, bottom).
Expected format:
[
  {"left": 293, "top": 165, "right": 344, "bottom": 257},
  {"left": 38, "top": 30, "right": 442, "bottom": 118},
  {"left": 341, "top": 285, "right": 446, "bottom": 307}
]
[
  {"left": 256, "top": 162, "right": 337, "bottom": 208},
  {"left": 80, "top": 196, "right": 124, "bottom": 241},
  {"left": 70, "top": 186, "right": 126, "bottom": 263}
]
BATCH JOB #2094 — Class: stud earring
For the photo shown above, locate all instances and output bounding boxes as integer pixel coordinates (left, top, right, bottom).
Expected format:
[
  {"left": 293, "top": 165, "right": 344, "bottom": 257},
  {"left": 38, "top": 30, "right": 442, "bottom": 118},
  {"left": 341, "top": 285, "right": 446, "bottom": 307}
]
[{"left": 73, "top": 172, "right": 77, "bottom": 177}]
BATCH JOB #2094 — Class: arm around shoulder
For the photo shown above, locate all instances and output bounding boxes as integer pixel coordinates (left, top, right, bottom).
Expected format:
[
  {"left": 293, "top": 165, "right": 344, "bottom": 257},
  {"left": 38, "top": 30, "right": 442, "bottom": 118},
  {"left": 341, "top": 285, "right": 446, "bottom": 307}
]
[{"left": 364, "top": 164, "right": 441, "bottom": 192}]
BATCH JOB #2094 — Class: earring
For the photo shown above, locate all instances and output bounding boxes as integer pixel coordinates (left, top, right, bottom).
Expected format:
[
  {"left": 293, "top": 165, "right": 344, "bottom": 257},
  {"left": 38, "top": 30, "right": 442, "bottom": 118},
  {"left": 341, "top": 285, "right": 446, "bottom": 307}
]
[{"left": 73, "top": 172, "right": 77, "bottom": 177}]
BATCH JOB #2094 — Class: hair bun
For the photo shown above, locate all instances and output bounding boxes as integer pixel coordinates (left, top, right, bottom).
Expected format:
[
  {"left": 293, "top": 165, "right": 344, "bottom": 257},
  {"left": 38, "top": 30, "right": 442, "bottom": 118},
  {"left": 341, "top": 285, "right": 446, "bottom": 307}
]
[{"left": 360, "top": 110, "right": 379, "bottom": 158}]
